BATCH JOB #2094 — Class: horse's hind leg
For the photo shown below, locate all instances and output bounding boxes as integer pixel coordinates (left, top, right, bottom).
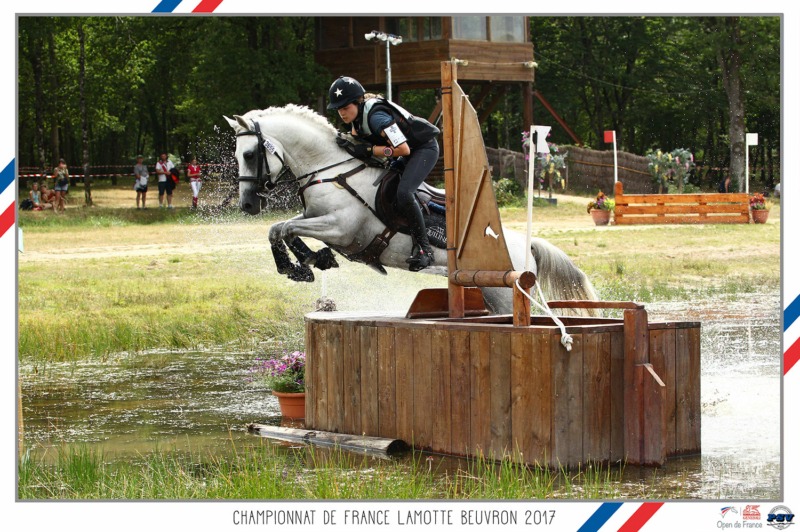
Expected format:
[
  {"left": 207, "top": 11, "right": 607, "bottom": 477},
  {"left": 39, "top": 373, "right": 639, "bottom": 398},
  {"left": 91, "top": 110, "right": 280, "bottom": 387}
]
[{"left": 287, "top": 237, "right": 339, "bottom": 271}]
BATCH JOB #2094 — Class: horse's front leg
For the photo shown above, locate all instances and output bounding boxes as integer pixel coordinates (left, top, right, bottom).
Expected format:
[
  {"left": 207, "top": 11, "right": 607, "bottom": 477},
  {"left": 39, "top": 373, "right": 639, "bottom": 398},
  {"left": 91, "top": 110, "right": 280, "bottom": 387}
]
[
  {"left": 286, "top": 237, "right": 339, "bottom": 271},
  {"left": 269, "top": 214, "right": 346, "bottom": 282},
  {"left": 269, "top": 219, "right": 314, "bottom": 282}
]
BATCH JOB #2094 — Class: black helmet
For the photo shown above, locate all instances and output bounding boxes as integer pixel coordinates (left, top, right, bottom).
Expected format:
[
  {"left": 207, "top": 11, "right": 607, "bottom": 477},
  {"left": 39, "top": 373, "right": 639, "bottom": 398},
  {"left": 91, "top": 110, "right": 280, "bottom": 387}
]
[{"left": 327, "top": 76, "right": 365, "bottom": 110}]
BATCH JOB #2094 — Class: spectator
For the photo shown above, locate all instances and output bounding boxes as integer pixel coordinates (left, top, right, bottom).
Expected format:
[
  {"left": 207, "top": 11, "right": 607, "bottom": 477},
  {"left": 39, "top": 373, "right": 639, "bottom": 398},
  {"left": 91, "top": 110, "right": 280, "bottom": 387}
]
[
  {"left": 187, "top": 157, "right": 202, "bottom": 209},
  {"left": 51, "top": 158, "right": 69, "bottom": 213},
  {"left": 133, "top": 155, "right": 149, "bottom": 209},
  {"left": 155, "top": 152, "right": 175, "bottom": 209},
  {"left": 29, "top": 182, "right": 52, "bottom": 211},
  {"left": 40, "top": 182, "right": 56, "bottom": 208}
]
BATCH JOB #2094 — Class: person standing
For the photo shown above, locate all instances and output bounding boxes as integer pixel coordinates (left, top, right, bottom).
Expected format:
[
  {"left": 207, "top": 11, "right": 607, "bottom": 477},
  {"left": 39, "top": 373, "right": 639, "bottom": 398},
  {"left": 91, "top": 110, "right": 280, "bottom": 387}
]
[
  {"left": 187, "top": 157, "right": 202, "bottom": 209},
  {"left": 50, "top": 158, "right": 69, "bottom": 213},
  {"left": 133, "top": 155, "right": 149, "bottom": 209},
  {"left": 155, "top": 152, "right": 175, "bottom": 209},
  {"left": 327, "top": 76, "right": 440, "bottom": 271}
]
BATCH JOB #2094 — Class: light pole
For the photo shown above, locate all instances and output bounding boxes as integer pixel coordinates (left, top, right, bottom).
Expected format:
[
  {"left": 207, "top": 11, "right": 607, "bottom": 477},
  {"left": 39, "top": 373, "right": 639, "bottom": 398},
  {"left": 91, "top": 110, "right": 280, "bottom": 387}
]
[{"left": 364, "top": 30, "right": 403, "bottom": 101}]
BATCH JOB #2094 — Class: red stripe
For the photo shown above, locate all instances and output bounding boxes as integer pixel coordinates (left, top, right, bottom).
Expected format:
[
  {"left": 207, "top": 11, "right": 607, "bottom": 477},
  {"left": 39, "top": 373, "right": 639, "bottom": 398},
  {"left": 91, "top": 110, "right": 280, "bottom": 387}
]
[
  {"left": 0, "top": 201, "right": 16, "bottom": 239},
  {"left": 785, "top": 337, "right": 800, "bottom": 375},
  {"left": 617, "top": 502, "right": 664, "bottom": 532},
  {"left": 193, "top": 0, "right": 223, "bottom": 12}
]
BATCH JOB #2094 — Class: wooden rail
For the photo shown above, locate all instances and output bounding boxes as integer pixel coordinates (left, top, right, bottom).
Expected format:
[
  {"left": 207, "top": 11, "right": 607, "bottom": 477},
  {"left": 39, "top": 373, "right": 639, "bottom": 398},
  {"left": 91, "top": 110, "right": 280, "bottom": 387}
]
[{"left": 614, "top": 181, "right": 750, "bottom": 225}]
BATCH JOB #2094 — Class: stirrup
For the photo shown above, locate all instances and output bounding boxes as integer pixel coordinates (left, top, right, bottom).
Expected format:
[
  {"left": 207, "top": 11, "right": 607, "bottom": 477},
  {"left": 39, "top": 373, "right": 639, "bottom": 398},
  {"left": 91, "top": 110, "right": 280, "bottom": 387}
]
[{"left": 406, "top": 248, "right": 432, "bottom": 272}]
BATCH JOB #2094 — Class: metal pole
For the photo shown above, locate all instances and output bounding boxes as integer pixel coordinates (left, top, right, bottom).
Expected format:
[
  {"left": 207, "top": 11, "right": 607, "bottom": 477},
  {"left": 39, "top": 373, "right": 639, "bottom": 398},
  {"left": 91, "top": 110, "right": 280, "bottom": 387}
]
[
  {"left": 745, "top": 142, "right": 749, "bottom": 194},
  {"left": 386, "top": 40, "right": 392, "bottom": 101},
  {"left": 525, "top": 126, "right": 535, "bottom": 272}
]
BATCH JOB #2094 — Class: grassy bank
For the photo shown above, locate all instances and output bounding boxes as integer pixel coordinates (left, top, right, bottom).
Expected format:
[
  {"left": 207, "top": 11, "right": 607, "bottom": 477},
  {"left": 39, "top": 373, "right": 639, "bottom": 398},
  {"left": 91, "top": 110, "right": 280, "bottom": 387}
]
[
  {"left": 19, "top": 442, "right": 672, "bottom": 500},
  {"left": 18, "top": 184, "right": 781, "bottom": 362}
]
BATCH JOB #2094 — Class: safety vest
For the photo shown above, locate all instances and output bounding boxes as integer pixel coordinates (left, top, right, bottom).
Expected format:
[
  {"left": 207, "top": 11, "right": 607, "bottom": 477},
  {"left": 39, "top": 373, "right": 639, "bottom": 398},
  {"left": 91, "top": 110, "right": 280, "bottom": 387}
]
[{"left": 357, "top": 98, "right": 440, "bottom": 149}]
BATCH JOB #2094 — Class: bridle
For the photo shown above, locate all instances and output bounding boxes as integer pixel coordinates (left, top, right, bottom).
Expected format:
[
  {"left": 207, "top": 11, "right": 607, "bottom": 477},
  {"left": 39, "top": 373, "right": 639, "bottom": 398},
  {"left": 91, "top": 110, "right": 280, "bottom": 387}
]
[{"left": 235, "top": 121, "right": 292, "bottom": 193}]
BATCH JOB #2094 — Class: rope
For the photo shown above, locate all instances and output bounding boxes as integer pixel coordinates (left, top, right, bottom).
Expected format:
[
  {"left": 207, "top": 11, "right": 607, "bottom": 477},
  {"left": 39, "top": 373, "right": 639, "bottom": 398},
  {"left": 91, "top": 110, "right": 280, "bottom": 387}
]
[{"left": 515, "top": 278, "right": 573, "bottom": 352}]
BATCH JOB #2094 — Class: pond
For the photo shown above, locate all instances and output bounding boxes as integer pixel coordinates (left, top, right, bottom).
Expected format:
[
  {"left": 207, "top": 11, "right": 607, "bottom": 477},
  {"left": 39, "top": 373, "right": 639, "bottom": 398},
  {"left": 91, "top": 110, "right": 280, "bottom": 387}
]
[{"left": 20, "top": 292, "right": 781, "bottom": 499}]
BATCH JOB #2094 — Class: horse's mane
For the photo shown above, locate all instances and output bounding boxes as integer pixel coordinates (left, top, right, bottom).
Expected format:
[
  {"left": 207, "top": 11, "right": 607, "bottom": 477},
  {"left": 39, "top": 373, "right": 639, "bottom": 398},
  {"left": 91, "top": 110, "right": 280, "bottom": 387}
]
[{"left": 242, "top": 104, "right": 338, "bottom": 136}]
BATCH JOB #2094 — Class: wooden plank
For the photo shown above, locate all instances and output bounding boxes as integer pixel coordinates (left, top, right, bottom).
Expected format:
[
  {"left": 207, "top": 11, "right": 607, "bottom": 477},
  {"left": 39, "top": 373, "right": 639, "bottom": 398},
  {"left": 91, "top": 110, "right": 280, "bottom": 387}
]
[
  {"left": 614, "top": 214, "right": 749, "bottom": 225},
  {"left": 678, "top": 326, "right": 702, "bottom": 453},
  {"left": 510, "top": 332, "right": 534, "bottom": 463},
  {"left": 326, "top": 322, "right": 344, "bottom": 433},
  {"left": 551, "top": 332, "right": 583, "bottom": 467},
  {"left": 583, "top": 333, "right": 611, "bottom": 462},
  {"left": 431, "top": 328, "right": 452, "bottom": 453},
  {"left": 616, "top": 192, "right": 748, "bottom": 204},
  {"left": 395, "top": 327, "right": 415, "bottom": 445},
  {"left": 341, "top": 323, "right": 361, "bottom": 435},
  {"left": 490, "top": 332, "right": 512, "bottom": 459},
  {"left": 649, "top": 328, "right": 677, "bottom": 455},
  {"left": 360, "top": 325, "right": 379, "bottom": 437},
  {"left": 619, "top": 204, "right": 749, "bottom": 215},
  {"left": 450, "top": 330, "right": 471, "bottom": 456},
  {"left": 304, "top": 320, "right": 316, "bottom": 427},
  {"left": 412, "top": 328, "right": 433, "bottom": 449},
  {"left": 530, "top": 332, "right": 553, "bottom": 465},
  {"left": 248, "top": 424, "right": 408, "bottom": 456},
  {"left": 315, "top": 323, "right": 328, "bottom": 430},
  {"left": 377, "top": 326, "right": 397, "bottom": 439},
  {"left": 623, "top": 309, "right": 649, "bottom": 464},
  {"left": 609, "top": 331, "right": 625, "bottom": 462},
  {"left": 469, "top": 331, "right": 491, "bottom": 457},
  {"left": 641, "top": 363, "right": 667, "bottom": 465}
]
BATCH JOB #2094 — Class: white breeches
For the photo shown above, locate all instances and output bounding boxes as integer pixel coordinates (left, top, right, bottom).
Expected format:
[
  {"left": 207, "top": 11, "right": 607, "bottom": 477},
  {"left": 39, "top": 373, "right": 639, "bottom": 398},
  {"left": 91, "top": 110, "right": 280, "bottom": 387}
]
[{"left": 190, "top": 180, "right": 202, "bottom": 198}]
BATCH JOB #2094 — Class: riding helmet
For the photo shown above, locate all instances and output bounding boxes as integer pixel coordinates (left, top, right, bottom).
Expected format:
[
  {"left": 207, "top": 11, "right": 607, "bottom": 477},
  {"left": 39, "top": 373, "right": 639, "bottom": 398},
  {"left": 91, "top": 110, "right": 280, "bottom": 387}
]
[{"left": 327, "top": 76, "right": 366, "bottom": 110}]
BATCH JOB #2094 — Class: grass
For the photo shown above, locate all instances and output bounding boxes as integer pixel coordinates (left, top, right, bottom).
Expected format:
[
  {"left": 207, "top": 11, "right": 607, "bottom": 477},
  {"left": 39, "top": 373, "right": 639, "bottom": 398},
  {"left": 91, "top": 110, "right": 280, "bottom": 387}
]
[{"left": 19, "top": 442, "right": 674, "bottom": 500}]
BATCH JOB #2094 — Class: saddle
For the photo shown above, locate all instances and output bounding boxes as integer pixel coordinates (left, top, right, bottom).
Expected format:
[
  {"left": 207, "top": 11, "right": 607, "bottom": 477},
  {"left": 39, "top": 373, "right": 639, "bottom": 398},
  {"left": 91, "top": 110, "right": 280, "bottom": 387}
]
[{"left": 373, "top": 169, "right": 447, "bottom": 247}]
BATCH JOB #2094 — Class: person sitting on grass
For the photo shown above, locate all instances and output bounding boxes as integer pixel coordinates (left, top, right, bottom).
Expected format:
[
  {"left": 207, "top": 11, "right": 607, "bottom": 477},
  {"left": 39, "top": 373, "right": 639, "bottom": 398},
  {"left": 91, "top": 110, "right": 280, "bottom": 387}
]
[
  {"left": 40, "top": 182, "right": 56, "bottom": 209},
  {"left": 29, "top": 182, "right": 52, "bottom": 211}
]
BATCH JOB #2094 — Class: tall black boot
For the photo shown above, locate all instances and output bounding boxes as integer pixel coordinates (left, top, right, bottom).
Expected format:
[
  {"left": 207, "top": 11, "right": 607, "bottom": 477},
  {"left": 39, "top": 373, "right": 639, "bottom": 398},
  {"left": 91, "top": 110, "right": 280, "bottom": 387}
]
[{"left": 401, "top": 202, "right": 434, "bottom": 272}]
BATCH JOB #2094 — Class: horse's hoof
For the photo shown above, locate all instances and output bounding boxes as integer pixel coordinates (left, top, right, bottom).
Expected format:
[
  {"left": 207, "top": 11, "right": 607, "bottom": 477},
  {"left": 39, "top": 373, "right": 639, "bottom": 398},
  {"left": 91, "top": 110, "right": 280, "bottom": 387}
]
[
  {"left": 288, "top": 264, "right": 315, "bottom": 282},
  {"left": 314, "top": 247, "right": 339, "bottom": 270}
]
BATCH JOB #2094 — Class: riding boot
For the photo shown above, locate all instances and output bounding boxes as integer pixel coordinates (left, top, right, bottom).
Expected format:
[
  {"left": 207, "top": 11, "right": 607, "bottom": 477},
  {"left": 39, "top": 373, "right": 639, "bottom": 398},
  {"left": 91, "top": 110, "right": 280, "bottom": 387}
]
[{"left": 401, "top": 202, "right": 434, "bottom": 272}]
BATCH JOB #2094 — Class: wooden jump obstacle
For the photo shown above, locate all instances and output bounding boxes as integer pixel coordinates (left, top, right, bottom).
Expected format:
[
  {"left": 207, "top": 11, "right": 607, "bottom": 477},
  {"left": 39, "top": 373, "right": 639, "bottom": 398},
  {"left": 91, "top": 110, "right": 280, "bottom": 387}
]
[
  {"left": 303, "top": 62, "right": 701, "bottom": 467},
  {"left": 614, "top": 181, "right": 750, "bottom": 224}
]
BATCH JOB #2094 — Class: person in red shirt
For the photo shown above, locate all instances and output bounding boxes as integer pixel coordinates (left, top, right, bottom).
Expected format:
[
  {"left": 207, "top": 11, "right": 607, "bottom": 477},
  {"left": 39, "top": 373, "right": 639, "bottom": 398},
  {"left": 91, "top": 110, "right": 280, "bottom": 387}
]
[{"left": 187, "top": 157, "right": 202, "bottom": 209}]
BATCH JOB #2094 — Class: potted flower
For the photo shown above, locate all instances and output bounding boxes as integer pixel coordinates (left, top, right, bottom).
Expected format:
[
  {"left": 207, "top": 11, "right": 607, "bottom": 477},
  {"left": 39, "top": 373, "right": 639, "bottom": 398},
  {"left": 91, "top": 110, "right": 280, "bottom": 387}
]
[
  {"left": 252, "top": 351, "right": 306, "bottom": 418},
  {"left": 749, "top": 193, "right": 771, "bottom": 224},
  {"left": 587, "top": 190, "right": 615, "bottom": 225}
]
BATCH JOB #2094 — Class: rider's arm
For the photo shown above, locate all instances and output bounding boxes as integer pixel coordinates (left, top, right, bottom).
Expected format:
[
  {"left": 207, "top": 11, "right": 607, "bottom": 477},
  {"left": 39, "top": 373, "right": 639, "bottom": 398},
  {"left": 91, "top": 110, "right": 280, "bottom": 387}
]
[{"left": 368, "top": 110, "right": 410, "bottom": 157}]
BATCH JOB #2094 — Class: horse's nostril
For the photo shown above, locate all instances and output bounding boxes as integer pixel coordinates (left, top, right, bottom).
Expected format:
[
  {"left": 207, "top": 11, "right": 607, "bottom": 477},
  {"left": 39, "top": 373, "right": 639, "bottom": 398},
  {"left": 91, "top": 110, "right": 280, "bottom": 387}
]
[{"left": 244, "top": 202, "right": 252, "bottom": 210}]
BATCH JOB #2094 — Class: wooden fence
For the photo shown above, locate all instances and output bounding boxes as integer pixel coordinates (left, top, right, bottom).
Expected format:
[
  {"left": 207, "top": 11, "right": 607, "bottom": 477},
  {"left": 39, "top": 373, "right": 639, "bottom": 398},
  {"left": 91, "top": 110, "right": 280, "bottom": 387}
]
[{"left": 614, "top": 182, "right": 750, "bottom": 225}]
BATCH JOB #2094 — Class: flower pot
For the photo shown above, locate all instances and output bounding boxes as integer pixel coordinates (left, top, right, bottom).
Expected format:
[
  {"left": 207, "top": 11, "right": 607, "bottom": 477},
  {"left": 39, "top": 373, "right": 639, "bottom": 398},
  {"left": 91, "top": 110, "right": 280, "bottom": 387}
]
[
  {"left": 752, "top": 209, "right": 770, "bottom": 224},
  {"left": 590, "top": 209, "right": 611, "bottom": 226},
  {"left": 272, "top": 391, "right": 305, "bottom": 419}
]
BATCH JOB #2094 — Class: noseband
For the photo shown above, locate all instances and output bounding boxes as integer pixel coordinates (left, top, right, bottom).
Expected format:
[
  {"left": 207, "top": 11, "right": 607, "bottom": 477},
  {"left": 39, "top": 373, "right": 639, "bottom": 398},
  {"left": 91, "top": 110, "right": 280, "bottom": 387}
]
[{"left": 236, "top": 121, "right": 292, "bottom": 192}]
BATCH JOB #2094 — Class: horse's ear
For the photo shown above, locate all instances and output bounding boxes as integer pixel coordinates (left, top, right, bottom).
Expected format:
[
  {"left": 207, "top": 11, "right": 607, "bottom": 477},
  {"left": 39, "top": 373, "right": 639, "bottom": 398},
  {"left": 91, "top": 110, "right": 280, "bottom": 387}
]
[
  {"left": 223, "top": 115, "right": 239, "bottom": 130},
  {"left": 233, "top": 115, "right": 251, "bottom": 131}
]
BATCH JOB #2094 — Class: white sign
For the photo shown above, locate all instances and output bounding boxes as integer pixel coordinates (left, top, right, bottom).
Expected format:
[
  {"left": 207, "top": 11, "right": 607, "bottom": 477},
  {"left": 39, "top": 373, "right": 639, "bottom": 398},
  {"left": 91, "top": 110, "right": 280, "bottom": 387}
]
[
  {"left": 531, "top": 125, "right": 552, "bottom": 154},
  {"left": 746, "top": 132, "right": 759, "bottom": 146}
]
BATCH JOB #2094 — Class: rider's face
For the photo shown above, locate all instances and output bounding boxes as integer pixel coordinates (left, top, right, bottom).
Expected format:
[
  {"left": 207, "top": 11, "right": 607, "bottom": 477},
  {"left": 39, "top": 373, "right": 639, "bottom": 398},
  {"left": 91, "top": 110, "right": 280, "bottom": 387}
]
[{"left": 338, "top": 103, "right": 358, "bottom": 124}]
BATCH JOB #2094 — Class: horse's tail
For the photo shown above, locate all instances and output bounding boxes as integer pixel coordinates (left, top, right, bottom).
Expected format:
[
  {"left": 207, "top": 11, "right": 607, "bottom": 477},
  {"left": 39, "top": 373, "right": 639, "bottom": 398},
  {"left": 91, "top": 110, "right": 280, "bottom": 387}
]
[{"left": 529, "top": 237, "right": 599, "bottom": 316}]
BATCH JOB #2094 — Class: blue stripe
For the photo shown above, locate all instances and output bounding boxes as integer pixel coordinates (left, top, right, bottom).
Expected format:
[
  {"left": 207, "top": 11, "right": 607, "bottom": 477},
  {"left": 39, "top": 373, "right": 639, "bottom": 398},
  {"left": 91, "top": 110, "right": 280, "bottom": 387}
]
[
  {"left": 577, "top": 502, "right": 623, "bottom": 532},
  {"left": 0, "top": 159, "right": 14, "bottom": 196},
  {"left": 152, "top": 0, "right": 182, "bottom": 12},
  {"left": 785, "top": 294, "right": 800, "bottom": 331}
]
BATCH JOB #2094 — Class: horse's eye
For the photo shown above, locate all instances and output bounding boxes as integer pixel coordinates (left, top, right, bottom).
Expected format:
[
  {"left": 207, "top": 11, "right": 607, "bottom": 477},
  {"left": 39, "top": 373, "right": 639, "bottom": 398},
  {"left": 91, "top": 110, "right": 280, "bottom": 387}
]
[{"left": 243, "top": 151, "right": 255, "bottom": 161}]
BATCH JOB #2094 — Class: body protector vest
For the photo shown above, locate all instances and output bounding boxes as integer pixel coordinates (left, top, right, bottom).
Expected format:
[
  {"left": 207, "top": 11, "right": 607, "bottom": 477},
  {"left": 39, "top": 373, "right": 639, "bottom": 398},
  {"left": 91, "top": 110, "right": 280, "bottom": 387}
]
[{"left": 357, "top": 98, "right": 440, "bottom": 149}]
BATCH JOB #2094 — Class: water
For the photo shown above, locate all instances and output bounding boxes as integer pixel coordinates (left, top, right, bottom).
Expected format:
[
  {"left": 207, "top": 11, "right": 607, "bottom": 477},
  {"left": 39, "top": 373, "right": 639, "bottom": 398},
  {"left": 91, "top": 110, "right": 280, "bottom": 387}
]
[{"left": 20, "top": 293, "right": 781, "bottom": 499}]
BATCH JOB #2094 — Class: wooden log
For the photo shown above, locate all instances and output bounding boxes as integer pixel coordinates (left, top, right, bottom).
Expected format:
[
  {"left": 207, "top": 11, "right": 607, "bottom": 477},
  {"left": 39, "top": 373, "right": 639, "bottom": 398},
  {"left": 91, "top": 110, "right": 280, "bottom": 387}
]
[
  {"left": 450, "top": 269, "right": 536, "bottom": 289},
  {"left": 247, "top": 424, "right": 408, "bottom": 457},
  {"left": 513, "top": 286, "right": 531, "bottom": 327}
]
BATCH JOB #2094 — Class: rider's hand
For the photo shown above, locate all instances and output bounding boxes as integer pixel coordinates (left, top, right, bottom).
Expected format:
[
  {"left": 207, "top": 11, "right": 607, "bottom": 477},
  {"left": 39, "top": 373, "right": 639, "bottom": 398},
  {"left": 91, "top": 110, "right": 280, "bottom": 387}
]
[{"left": 336, "top": 136, "right": 373, "bottom": 160}]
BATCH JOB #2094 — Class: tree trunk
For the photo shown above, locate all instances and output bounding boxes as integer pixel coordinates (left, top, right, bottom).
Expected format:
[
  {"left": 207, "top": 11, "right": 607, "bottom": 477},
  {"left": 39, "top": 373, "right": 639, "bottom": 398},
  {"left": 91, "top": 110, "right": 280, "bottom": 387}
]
[
  {"left": 78, "top": 21, "right": 92, "bottom": 206},
  {"left": 47, "top": 32, "right": 60, "bottom": 166},
  {"left": 28, "top": 32, "right": 47, "bottom": 176},
  {"left": 716, "top": 17, "right": 746, "bottom": 192}
]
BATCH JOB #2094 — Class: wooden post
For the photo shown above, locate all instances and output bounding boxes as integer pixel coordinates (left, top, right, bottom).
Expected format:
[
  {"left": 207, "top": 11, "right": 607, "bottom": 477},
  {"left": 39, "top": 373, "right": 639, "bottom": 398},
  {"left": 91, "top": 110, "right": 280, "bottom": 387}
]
[
  {"left": 441, "top": 61, "right": 464, "bottom": 318},
  {"left": 623, "top": 308, "right": 648, "bottom": 464}
]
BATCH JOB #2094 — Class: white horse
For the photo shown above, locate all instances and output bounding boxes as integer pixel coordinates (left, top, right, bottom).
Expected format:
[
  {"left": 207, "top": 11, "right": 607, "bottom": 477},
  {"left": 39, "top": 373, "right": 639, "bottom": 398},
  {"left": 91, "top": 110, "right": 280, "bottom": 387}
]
[{"left": 225, "top": 105, "right": 597, "bottom": 314}]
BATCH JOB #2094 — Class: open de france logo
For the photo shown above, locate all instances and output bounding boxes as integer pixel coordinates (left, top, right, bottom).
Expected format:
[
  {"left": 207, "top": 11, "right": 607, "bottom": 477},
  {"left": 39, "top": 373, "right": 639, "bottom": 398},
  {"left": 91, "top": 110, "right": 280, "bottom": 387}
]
[
  {"left": 722, "top": 507, "right": 740, "bottom": 518},
  {"left": 767, "top": 506, "right": 795, "bottom": 529}
]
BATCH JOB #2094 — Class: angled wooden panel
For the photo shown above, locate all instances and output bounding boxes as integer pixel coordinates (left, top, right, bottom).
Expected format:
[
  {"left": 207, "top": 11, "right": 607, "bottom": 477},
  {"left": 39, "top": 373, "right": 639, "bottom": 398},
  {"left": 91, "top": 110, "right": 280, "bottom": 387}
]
[
  {"left": 412, "top": 328, "right": 433, "bottom": 449},
  {"left": 359, "top": 325, "right": 379, "bottom": 437},
  {"left": 469, "top": 331, "right": 491, "bottom": 456},
  {"left": 395, "top": 327, "right": 415, "bottom": 445},
  {"left": 326, "top": 322, "right": 344, "bottom": 433},
  {"left": 304, "top": 320, "right": 316, "bottom": 427},
  {"left": 377, "top": 326, "right": 397, "bottom": 439},
  {"left": 342, "top": 322, "right": 361, "bottom": 436},
  {"left": 551, "top": 332, "right": 583, "bottom": 467},
  {"left": 431, "top": 329, "right": 452, "bottom": 453},
  {"left": 583, "top": 333, "right": 611, "bottom": 462},
  {"left": 489, "top": 332, "right": 512, "bottom": 459},
  {"left": 450, "top": 330, "right": 471, "bottom": 456}
]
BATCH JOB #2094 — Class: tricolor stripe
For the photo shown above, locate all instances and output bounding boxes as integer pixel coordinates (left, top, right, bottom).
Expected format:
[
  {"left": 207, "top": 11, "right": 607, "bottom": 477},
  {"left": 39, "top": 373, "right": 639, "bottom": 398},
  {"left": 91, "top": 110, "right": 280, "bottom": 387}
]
[
  {"left": 577, "top": 502, "right": 622, "bottom": 532},
  {"left": 0, "top": 202, "right": 15, "bottom": 241},
  {"left": 617, "top": 502, "right": 664, "bottom": 532},
  {"left": 0, "top": 159, "right": 13, "bottom": 195},
  {"left": 785, "top": 294, "right": 800, "bottom": 331},
  {"left": 193, "top": 0, "right": 223, "bottom": 12},
  {"left": 785, "top": 337, "right": 800, "bottom": 375},
  {"left": 152, "top": 0, "right": 182, "bottom": 12}
]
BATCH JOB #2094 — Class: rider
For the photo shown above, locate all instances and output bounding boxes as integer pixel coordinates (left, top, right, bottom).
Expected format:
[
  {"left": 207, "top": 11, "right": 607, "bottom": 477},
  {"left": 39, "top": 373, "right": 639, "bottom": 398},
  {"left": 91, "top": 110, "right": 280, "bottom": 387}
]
[{"left": 327, "top": 76, "right": 440, "bottom": 271}]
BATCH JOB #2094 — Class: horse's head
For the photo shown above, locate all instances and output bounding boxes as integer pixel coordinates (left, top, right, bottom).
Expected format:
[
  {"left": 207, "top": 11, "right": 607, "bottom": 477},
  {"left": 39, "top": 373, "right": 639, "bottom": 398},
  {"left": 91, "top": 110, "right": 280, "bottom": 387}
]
[{"left": 225, "top": 114, "right": 290, "bottom": 215}]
